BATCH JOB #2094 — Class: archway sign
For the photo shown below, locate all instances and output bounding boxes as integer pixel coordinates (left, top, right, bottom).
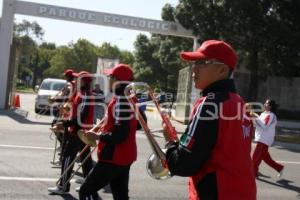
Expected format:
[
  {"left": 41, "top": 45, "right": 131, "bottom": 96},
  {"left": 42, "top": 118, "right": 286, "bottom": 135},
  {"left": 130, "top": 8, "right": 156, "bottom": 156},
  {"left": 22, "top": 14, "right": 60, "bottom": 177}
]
[{"left": 0, "top": 0, "right": 198, "bottom": 120}]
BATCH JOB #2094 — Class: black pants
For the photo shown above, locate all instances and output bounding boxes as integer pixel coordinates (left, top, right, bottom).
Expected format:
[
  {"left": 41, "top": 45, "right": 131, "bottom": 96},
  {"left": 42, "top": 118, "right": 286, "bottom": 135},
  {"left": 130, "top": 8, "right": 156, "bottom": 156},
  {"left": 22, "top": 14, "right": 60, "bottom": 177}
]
[
  {"left": 51, "top": 119, "right": 63, "bottom": 144},
  {"left": 79, "top": 162, "right": 131, "bottom": 200},
  {"left": 60, "top": 126, "right": 69, "bottom": 161},
  {"left": 59, "top": 133, "right": 93, "bottom": 191}
]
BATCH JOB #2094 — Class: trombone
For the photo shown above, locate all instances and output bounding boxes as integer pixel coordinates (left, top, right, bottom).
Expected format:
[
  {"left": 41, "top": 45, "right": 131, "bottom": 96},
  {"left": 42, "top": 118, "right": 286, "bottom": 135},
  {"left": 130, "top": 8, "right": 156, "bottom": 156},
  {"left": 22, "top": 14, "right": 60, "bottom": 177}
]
[
  {"left": 124, "top": 82, "right": 178, "bottom": 180},
  {"left": 48, "top": 82, "right": 72, "bottom": 104},
  {"left": 35, "top": 83, "right": 70, "bottom": 119},
  {"left": 51, "top": 83, "right": 73, "bottom": 118},
  {"left": 55, "top": 119, "right": 103, "bottom": 188}
]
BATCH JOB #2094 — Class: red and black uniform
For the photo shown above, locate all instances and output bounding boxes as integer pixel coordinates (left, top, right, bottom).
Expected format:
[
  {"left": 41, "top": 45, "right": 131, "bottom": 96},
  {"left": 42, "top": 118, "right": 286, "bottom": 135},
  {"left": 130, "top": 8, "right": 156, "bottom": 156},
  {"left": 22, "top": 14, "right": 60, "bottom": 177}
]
[
  {"left": 166, "top": 79, "right": 256, "bottom": 200},
  {"left": 79, "top": 84, "right": 138, "bottom": 200},
  {"left": 97, "top": 95, "right": 137, "bottom": 165},
  {"left": 51, "top": 80, "right": 77, "bottom": 164},
  {"left": 58, "top": 88, "right": 94, "bottom": 192}
]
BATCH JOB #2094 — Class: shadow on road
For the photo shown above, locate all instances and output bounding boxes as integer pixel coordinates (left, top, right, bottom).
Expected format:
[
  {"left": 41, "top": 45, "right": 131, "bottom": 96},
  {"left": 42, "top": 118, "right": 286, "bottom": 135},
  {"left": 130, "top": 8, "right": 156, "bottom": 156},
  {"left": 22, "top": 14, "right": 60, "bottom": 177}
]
[
  {"left": 257, "top": 177, "right": 300, "bottom": 197},
  {"left": 50, "top": 193, "right": 105, "bottom": 200},
  {"left": 257, "top": 172, "right": 271, "bottom": 179},
  {"left": 49, "top": 193, "right": 78, "bottom": 200},
  {"left": 0, "top": 110, "right": 51, "bottom": 126}
]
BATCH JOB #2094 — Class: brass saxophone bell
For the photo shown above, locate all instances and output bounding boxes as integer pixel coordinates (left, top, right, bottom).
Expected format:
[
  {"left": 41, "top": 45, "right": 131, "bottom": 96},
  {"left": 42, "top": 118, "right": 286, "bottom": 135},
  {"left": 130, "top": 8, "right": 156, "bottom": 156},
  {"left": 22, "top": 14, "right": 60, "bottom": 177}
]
[
  {"left": 77, "top": 130, "right": 97, "bottom": 147},
  {"left": 63, "top": 102, "right": 71, "bottom": 112},
  {"left": 124, "top": 82, "right": 178, "bottom": 181},
  {"left": 146, "top": 152, "right": 171, "bottom": 180}
]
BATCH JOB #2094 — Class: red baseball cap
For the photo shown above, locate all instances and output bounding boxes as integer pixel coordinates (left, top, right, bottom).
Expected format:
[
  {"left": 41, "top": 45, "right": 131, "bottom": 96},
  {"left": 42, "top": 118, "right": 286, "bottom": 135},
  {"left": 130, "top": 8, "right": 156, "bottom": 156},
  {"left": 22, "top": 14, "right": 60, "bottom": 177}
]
[
  {"left": 180, "top": 40, "right": 237, "bottom": 69},
  {"left": 64, "top": 69, "right": 75, "bottom": 77},
  {"left": 103, "top": 64, "right": 134, "bottom": 81},
  {"left": 77, "top": 71, "right": 93, "bottom": 83}
]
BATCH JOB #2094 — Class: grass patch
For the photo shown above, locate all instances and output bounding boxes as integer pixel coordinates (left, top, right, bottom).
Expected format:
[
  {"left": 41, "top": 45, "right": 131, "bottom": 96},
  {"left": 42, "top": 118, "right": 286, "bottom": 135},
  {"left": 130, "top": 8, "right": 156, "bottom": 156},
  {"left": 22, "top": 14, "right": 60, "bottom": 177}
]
[
  {"left": 275, "top": 130, "right": 300, "bottom": 144},
  {"left": 16, "top": 87, "right": 35, "bottom": 94},
  {"left": 275, "top": 135, "right": 300, "bottom": 144}
]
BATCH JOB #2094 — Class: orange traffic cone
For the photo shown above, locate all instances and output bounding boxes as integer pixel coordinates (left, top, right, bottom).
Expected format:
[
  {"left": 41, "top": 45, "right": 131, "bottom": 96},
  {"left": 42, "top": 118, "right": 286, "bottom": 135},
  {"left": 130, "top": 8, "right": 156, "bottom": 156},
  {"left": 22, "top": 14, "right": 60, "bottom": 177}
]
[{"left": 14, "top": 94, "right": 20, "bottom": 108}]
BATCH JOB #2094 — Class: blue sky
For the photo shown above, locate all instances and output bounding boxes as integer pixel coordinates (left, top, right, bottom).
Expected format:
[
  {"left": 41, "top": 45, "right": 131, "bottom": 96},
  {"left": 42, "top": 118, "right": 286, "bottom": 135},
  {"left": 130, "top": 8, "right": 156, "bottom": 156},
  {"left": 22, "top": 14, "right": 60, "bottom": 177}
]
[{"left": 0, "top": 0, "right": 179, "bottom": 51}]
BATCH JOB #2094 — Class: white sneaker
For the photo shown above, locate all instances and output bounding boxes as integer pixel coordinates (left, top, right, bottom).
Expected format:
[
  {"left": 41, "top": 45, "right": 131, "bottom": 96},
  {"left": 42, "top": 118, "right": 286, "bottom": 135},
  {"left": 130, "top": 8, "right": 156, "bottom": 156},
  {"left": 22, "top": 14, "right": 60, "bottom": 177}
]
[
  {"left": 48, "top": 186, "right": 69, "bottom": 195},
  {"left": 50, "top": 160, "right": 61, "bottom": 166},
  {"left": 277, "top": 167, "right": 284, "bottom": 178}
]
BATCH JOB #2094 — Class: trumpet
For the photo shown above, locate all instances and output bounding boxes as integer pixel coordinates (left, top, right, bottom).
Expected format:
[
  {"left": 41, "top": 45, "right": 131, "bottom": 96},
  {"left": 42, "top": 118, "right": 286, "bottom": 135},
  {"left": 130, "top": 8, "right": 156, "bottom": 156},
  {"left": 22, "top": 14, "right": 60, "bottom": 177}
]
[{"left": 124, "top": 82, "right": 178, "bottom": 180}]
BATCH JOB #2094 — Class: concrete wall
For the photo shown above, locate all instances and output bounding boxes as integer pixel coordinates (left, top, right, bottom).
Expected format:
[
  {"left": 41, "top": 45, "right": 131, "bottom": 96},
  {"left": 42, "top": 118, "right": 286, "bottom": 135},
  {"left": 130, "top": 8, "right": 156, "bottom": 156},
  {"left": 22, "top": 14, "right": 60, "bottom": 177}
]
[{"left": 235, "top": 72, "right": 300, "bottom": 111}]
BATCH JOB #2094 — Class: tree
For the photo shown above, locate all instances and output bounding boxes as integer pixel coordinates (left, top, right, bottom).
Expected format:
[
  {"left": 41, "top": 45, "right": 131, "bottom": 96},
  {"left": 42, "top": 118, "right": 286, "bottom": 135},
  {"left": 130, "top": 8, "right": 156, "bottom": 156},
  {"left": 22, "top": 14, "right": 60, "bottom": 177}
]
[
  {"left": 133, "top": 34, "right": 166, "bottom": 89},
  {"left": 96, "top": 42, "right": 135, "bottom": 67},
  {"left": 14, "top": 20, "right": 44, "bottom": 39},
  {"left": 97, "top": 42, "right": 121, "bottom": 59},
  {"left": 174, "top": 0, "right": 300, "bottom": 100},
  {"left": 13, "top": 20, "right": 45, "bottom": 88},
  {"left": 39, "top": 42, "right": 56, "bottom": 50},
  {"left": 73, "top": 39, "right": 98, "bottom": 72},
  {"left": 46, "top": 46, "right": 77, "bottom": 78},
  {"left": 38, "top": 43, "right": 57, "bottom": 80},
  {"left": 157, "top": 4, "right": 193, "bottom": 93},
  {"left": 119, "top": 50, "right": 135, "bottom": 67},
  {"left": 47, "top": 39, "right": 98, "bottom": 77},
  {"left": 132, "top": 4, "right": 193, "bottom": 93}
]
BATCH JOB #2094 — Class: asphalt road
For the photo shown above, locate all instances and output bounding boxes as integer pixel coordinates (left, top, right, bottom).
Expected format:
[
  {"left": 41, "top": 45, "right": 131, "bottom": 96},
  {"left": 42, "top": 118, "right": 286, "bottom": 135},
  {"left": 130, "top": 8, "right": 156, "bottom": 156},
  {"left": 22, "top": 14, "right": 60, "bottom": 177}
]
[{"left": 0, "top": 93, "right": 299, "bottom": 200}]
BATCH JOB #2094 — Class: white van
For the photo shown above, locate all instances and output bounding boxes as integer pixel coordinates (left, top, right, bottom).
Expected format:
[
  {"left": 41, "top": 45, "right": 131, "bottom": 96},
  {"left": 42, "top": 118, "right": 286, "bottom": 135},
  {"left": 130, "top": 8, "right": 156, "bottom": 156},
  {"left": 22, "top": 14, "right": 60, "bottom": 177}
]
[{"left": 35, "top": 78, "right": 67, "bottom": 113}]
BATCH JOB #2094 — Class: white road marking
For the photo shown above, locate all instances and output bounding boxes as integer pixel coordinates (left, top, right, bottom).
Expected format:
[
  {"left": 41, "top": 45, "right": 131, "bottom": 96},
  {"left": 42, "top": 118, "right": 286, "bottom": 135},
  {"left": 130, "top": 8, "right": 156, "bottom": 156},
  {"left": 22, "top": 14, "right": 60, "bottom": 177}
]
[
  {"left": 0, "top": 134, "right": 148, "bottom": 151},
  {"left": 0, "top": 144, "right": 53, "bottom": 150},
  {"left": 278, "top": 161, "right": 300, "bottom": 165},
  {"left": 0, "top": 135, "right": 148, "bottom": 151},
  {"left": 0, "top": 176, "right": 75, "bottom": 182},
  {"left": 1, "top": 143, "right": 298, "bottom": 165}
]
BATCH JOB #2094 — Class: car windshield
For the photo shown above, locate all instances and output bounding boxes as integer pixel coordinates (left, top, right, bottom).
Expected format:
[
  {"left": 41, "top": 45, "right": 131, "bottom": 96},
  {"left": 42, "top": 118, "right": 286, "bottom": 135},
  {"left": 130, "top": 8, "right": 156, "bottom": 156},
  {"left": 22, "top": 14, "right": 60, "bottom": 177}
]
[{"left": 40, "top": 81, "right": 66, "bottom": 91}]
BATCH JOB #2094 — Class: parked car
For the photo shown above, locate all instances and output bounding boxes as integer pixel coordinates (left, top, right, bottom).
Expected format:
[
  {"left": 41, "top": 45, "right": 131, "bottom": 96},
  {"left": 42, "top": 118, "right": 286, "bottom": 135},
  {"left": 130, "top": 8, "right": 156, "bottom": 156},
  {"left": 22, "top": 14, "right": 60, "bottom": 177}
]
[{"left": 35, "top": 78, "right": 67, "bottom": 114}]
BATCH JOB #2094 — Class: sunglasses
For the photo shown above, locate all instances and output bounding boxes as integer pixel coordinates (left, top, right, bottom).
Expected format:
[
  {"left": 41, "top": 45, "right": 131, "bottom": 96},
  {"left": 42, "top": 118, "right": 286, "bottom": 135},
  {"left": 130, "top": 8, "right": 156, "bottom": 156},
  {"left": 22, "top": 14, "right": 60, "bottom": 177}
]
[{"left": 193, "top": 60, "right": 225, "bottom": 66}]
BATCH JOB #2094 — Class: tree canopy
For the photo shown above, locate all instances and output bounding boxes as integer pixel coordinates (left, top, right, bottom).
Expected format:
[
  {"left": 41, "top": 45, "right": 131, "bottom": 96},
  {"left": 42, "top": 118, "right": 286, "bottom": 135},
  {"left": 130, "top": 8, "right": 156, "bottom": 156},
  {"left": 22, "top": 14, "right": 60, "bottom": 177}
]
[
  {"left": 13, "top": 21, "right": 135, "bottom": 86},
  {"left": 13, "top": 1, "right": 300, "bottom": 97},
  {"left": 173, "top": 0, "right": 300, "bottom": 99},
  {"left": 132, "top": 0, "right": 300, "bottom": 99}
]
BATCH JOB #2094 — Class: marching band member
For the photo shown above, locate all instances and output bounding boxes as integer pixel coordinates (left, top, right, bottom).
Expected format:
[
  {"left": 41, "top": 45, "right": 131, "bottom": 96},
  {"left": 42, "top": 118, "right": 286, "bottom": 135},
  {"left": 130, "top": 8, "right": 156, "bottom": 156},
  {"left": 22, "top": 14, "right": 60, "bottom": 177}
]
[
  {"left": 92, "top": 83, "right": 105, "bottom": 124},
  {"left": 79, "top": 64, "right": 138, "bottom": 200},
  {"left": 164, "top": 40, "right": 257, "bottom": 200},
  {"left": 50, "top": 69, "right": 78, "bottom": 165},
  {"left": 48, "top": 71, "right": 94, "bottom": 194}
]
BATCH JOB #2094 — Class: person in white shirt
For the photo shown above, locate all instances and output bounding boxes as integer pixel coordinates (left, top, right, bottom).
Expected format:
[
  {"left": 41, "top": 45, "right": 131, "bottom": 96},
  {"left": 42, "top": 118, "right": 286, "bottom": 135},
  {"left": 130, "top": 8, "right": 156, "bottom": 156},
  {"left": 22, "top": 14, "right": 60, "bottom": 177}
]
[{"left": 252, "top": 99, "right": 284, "bottom": 178}]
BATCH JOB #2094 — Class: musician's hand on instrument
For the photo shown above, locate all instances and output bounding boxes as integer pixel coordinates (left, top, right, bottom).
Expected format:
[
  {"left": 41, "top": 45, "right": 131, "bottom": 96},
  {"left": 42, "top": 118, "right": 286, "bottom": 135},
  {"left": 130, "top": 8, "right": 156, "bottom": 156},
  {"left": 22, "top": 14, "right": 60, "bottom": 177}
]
[
  {"left": 55, "top": 122, "right": 64, "bottom": 130},
  {"left": 84, "top": 130, "right": 99, "bottom": 141}
]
